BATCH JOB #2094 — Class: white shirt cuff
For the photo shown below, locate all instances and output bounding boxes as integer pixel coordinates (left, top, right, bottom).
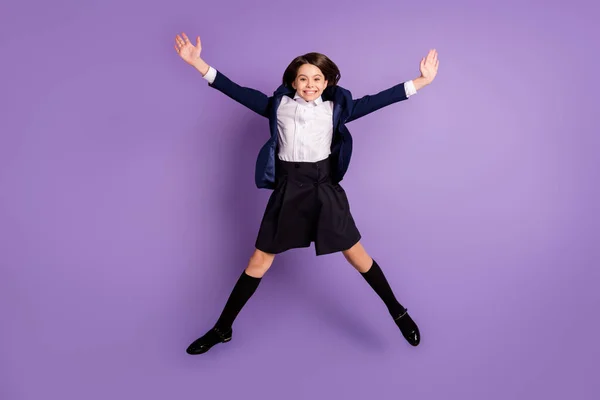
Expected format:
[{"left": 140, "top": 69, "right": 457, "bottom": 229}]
[
  {"left": 203, "top": 66, "right": 217, "bottom": 84},
  {"left": 404, "top": 80, "right": 417, "bottom": 97}
]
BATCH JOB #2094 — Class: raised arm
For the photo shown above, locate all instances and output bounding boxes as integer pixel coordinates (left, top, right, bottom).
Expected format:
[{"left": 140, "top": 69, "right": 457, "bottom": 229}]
[
  {"left": 346, "top": 49, "right": 439, "bottom": 123},
  {"left": 174, "top": 33, "right": 271, "bottom": 118}
]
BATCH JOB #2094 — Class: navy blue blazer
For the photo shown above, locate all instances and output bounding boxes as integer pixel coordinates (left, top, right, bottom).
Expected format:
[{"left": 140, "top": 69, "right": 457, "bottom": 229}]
[{"left": 208, "top": 70, "right": 410, "bottom": 189}]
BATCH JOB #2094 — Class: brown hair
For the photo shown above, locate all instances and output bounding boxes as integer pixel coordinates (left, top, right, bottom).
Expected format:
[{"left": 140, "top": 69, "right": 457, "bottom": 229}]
[{"left": 282, "top": 52, "right": 341, "bottom": 88}]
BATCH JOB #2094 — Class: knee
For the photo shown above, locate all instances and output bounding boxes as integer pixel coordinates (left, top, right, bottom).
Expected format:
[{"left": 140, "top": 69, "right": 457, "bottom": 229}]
[
  {"left": 343, "top": 242, "right": 373, "bottom": 273},
  {"left": 245, "top": 249, "right": 275, "bottom": 278}
]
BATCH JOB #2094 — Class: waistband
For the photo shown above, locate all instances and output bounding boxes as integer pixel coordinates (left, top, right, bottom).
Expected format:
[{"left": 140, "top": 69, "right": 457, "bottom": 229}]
[
  {"left": 277, "top": 156, "right": 331, "bottom": 169},
  {"left": 276, "top": 157, "right": 332, "bottom": 181}
]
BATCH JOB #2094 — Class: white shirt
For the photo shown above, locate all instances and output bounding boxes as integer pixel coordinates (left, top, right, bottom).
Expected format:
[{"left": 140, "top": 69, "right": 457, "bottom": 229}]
[
  {"left": 276, "top": 94, "right": 334, "bottom": 161},
  {"left": 202, "top": 66, "right": 417, "bottom": 162}
]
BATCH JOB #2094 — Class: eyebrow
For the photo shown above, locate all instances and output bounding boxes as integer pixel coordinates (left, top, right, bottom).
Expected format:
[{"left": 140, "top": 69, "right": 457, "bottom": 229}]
[{"left": 297, "top": 74, "right": 323, "bottom": 78}]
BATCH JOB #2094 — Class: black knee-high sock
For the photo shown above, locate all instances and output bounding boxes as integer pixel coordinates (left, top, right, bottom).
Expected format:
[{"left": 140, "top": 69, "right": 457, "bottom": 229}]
[
  {"left": 360, "top": 259, "right": 405, "bottom": 317},
  {"left": 214, "top": 271, "right": 262, "bottom": 330}
]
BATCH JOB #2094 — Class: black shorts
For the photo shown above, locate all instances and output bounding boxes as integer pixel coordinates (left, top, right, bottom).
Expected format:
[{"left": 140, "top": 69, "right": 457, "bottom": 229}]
[{"left": 255, "top": 157, "right": 361, "bottom": 256}]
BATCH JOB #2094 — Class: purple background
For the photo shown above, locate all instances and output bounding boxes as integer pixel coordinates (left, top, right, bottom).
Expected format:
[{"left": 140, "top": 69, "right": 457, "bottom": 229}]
[{"left": 2, "top": 0, "right": 599, "bottom": 399}]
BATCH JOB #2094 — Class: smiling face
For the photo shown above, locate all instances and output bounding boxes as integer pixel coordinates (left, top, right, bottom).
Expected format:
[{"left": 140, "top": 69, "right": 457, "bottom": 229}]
[{"left": 291, "top": 63, "right": 328, "bottom": 102}]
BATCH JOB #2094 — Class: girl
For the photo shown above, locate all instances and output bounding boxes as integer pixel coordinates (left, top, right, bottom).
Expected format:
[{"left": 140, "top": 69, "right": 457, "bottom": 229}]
[{"left": 174, "top": 32, "right": 439, "bottom": 355}]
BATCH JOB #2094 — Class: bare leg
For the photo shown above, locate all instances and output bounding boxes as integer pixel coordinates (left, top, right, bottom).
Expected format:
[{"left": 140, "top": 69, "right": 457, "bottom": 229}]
[
  {"left": 245, "top": 248, "right": 276, "bottom": 278},
  {"left": 341, "top": 241, "right": 373, "bottom": 273}
]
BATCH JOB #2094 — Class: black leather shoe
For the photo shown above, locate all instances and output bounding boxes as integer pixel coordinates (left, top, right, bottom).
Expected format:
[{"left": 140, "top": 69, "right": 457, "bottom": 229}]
[
  {"left": 186, "top": 326, "right": 232, "bottom": 355},
  {"left": 394, "top": 309, "right": 420, "bottom": 346}
]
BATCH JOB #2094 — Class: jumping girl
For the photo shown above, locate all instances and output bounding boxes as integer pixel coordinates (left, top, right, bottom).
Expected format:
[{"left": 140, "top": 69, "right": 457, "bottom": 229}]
[{"left": 174, "top": 32, "right": 439, "bottom": 355}]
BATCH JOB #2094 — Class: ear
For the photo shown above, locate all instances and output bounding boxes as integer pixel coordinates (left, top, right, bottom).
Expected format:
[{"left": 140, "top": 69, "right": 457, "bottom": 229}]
[{"left": 291, "top": 80, "right": 296, "bottom": 89}]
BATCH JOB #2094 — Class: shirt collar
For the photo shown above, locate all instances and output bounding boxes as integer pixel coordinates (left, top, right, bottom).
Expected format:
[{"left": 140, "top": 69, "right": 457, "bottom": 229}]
[{"left": 293, "top": 92, "right": 323, "bottom": 106}]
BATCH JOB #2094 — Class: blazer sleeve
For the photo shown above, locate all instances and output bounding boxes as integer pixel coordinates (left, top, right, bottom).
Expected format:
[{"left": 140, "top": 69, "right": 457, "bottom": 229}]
[
  {"left": 345, "top": 82, "right": 409, "bottom": 123},
  {"left": 208, "top": 70, "right": 273, "bottom": 118}
]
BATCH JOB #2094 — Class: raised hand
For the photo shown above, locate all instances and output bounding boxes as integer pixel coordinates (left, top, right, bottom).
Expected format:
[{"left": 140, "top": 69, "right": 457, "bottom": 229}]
[
  {"left": 419, "top": 49, "right": 439, "bottom": 84},
  {"left": 174, "top": 32, "right": 202, "bottom": 65}
]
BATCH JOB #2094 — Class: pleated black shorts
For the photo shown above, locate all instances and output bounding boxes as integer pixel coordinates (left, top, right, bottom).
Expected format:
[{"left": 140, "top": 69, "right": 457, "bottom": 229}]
[{"left": 255, "top": 157, "right": 361, "bottom": 256}]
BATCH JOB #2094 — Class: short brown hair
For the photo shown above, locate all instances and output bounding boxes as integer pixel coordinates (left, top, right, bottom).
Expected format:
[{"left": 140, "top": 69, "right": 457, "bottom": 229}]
[{"left": 282, "top": 52, "right": 341, "bottom": 88}]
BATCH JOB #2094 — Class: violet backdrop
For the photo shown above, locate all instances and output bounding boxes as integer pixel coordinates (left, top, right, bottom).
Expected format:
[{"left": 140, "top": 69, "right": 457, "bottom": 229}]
[{"left": 1, "top": 0, "right": 599, "bottom": 399}]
